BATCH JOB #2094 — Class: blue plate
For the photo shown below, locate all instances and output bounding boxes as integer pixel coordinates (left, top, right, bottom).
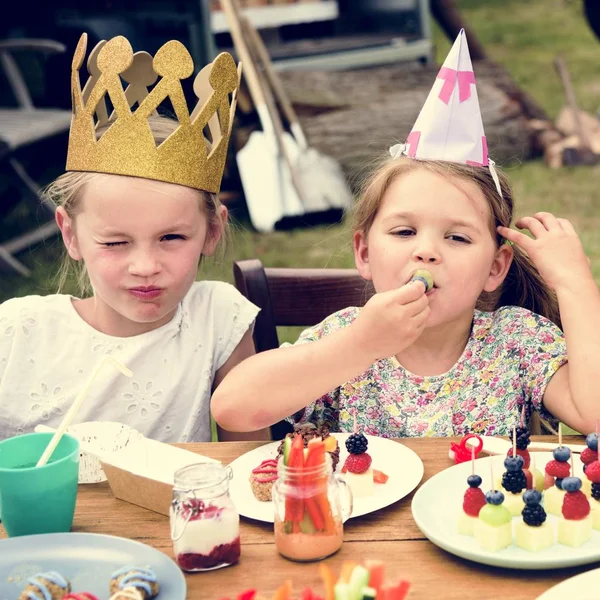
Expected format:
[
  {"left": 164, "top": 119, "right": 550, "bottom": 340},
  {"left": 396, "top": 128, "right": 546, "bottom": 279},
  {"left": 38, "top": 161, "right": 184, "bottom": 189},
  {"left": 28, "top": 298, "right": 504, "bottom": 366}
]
[{"left": 0, "top": 532, "right": 186, "bottom": 599}]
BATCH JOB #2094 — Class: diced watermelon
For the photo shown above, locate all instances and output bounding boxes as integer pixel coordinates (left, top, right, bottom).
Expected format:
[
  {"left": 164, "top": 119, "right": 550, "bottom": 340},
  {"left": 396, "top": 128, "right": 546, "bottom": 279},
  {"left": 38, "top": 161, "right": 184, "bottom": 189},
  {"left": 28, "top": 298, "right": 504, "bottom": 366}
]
[
  {"left": 302, "top": 587, "right": 315, "bottom": 600},
  {"left": 364, "top": 559, "right": 385, "bottom": 598},
  {"left": 373, "top": 470, "right": 389, "bottom": 484},
  {"left": 237, "top": 590, "right": 257, "bottom": 600}
]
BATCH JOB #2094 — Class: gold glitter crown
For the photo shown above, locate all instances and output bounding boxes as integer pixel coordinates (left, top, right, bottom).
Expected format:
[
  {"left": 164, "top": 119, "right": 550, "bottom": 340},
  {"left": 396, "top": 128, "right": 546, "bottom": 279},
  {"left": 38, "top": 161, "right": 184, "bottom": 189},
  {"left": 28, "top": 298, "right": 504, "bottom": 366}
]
[{"left": 66, "top": 33, "right": 241, "bottom": 193}]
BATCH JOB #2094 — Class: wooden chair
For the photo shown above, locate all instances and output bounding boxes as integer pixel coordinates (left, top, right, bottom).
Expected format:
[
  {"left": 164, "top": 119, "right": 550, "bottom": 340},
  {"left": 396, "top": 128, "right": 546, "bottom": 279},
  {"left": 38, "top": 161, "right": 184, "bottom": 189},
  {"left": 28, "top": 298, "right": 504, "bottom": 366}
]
[
  {"left": 232, "top": 258, "right": 549, "bottom": 437},
  {"left": 233, "top": 258, "right": 374, "bottom": 439},
  {"left": 0, "top": 39, "right": 71, "bottom": 276}
]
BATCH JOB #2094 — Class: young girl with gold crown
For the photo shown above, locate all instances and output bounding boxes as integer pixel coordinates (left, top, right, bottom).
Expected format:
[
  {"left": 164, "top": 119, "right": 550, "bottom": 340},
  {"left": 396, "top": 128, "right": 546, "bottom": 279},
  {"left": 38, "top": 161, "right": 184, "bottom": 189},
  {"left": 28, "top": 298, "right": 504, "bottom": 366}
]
[
  {"left": 212, "top": 30, "right": 600, "bottom": 438},
  {"left": 0, "top": 33, "right": 269, "bottom": 442}
]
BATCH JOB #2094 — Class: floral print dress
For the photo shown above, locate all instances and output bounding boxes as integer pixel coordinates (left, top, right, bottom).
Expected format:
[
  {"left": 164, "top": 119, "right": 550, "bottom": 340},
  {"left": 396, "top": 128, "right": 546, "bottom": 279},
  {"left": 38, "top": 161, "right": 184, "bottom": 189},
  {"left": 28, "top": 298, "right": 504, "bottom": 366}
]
[{"left": 288, "top": 306, "right": 567, "bottom": 437}]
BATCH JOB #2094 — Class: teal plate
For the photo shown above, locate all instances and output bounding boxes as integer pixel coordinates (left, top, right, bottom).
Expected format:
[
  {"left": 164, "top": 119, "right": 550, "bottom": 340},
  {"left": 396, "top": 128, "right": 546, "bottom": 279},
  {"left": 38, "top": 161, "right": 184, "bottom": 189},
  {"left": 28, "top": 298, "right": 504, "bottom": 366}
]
[{"left": 0, "top": 532, "right": 186, "bottom": 599}]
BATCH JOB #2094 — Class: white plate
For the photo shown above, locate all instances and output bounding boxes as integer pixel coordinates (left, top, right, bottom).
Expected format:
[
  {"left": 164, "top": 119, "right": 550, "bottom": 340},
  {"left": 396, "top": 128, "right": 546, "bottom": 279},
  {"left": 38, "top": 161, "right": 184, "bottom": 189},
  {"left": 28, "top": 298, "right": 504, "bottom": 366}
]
[
  {"left": 411, "top": 452, "right": 600, "bottom": 570},
  {"left": 537, "top": 567, "right": 600, "bottom": 599},
  {"left": 229, "top": 433, "right": 424, "bottom": 522}
]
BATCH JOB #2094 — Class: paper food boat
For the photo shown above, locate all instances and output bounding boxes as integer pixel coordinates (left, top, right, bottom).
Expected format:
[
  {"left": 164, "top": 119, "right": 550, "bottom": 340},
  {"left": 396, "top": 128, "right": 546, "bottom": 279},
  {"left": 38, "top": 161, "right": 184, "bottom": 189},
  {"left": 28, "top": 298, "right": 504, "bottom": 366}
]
[{"left": 35, "top": 421, "right": 219, "bottom": 516}]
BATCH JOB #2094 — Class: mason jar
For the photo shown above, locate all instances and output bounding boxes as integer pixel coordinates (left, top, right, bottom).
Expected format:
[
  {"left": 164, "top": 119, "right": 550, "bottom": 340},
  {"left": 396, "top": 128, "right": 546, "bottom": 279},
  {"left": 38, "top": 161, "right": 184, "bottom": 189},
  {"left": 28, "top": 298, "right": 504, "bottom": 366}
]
[
  {"left": 272, "top": 454, "right": 352, "bottom": 562},
  {"left": 170, "top": 462, "right": 240, "bottom": 572}
]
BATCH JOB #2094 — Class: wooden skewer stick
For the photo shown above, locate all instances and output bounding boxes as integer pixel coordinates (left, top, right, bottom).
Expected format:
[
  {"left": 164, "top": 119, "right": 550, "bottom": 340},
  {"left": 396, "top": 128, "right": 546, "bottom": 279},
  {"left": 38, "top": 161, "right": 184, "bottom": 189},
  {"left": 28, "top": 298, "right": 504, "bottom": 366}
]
[
  {"left": 512, "top": 427, "right": 517, "bottom": 458},
  {"left": 559, "top": 422, "right": 563, "bottom": 448}
]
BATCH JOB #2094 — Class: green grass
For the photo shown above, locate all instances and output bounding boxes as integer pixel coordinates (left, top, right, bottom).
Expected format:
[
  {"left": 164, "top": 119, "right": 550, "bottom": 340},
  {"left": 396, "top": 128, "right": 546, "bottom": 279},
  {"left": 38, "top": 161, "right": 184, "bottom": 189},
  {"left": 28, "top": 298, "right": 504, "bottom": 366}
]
[{"left": 3, "top": 0, "right": 600, "bottom": 345}]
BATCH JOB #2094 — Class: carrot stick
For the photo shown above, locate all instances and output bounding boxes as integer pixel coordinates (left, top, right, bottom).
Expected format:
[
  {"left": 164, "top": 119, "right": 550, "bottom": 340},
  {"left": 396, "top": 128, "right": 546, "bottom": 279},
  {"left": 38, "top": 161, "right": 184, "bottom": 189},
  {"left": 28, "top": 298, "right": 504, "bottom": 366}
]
[{"left": 319, "top": 564, "right": 336, "bottom": 600}]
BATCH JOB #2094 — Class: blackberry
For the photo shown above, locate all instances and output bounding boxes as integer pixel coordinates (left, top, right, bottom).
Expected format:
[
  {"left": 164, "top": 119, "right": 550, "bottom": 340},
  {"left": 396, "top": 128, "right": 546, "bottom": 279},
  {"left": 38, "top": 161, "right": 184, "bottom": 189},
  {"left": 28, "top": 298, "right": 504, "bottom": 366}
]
[
  {"left": 555, "top": 478, "right": 564, "bottom": 490},
  {"left": 345, "top": 433, "right": 368, "bottom": 454},
  {"left": 516, "top": 426, "right": 530, "bottom": 450},
  {"left": 592, "top": 482, "right": 600, "bottom": 501},
  {"left": 523, "top": 504, "right": 546, "bottom": 527},
  {"left": 502, "top": 470, "right": 527, "bottom": 493}
]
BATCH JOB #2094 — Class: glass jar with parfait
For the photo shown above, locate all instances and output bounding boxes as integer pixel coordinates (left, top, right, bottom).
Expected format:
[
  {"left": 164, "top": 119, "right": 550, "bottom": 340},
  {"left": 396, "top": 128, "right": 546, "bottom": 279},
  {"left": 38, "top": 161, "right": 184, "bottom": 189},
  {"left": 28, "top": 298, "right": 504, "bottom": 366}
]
[
  {"left": 273, "top": 435, "right": 353, "bottom": 561},
  {"left": 170, "top": 462, "right": 241, "bottom": 572}
]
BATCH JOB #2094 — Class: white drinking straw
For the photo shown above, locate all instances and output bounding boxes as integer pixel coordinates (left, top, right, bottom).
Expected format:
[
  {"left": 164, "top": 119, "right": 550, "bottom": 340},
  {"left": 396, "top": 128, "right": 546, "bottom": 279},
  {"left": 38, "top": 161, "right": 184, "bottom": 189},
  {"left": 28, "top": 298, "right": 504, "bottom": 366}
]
[{"left": 36, "top": 355, "right": 132, "bottom": 467}]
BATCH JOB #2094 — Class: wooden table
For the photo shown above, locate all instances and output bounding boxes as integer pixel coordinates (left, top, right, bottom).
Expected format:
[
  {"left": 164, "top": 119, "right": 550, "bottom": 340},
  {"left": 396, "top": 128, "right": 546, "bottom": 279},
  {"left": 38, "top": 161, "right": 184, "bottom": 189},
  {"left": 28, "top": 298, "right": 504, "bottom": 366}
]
[{"left": 1, "top": 436, "right": 595, "bottom": 599}]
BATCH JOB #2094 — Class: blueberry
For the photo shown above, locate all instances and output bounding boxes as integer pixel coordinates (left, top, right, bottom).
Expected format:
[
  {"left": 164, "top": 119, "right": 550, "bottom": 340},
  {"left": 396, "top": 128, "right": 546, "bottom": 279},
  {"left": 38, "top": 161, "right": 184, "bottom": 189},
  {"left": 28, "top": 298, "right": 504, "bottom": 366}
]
[
  {"left": 586, "top": 433, "right": 599, "bottom": 452},
  {"left": 503, "top": 455, "right": 524, "bottom": 472},
  {"left": 555, "top": 478, "right": 564, "bottom": 490},
  {"left": 553, "top": 446, "right": 571, "bottom": 462},
  {"left": 523, "top": 489, "right": 542, "bottom": 506},
  {"left": 561, "top": 477, "right": 582, "bottom": 492},
  {"left": 485, "top": 490, "right": 505, "bottom": 505},
  {"left": 467, "top": 474, "right": 482, "bottom": 488}
]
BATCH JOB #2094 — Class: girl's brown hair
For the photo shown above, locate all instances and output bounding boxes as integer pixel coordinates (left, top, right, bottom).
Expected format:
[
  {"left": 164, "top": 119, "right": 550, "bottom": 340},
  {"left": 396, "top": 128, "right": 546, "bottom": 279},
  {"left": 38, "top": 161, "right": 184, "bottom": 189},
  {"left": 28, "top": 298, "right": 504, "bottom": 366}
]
[
  {"left": 353, "top": 157, "right": 561, "bottom": 328},
  {"left": 42, "top": 116, "right": 228, "bottom": 296}
]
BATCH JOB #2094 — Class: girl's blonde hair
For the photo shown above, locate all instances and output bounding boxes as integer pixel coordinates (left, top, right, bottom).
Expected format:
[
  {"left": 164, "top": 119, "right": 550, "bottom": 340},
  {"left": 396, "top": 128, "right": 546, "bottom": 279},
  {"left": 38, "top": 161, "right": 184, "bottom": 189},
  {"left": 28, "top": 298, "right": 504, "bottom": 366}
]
[
  {"left": 353, "top": 157, "right": 561, "bottom": 328},
  {"left": 43, "top": 116, "right": 228, "bottom": 296}
]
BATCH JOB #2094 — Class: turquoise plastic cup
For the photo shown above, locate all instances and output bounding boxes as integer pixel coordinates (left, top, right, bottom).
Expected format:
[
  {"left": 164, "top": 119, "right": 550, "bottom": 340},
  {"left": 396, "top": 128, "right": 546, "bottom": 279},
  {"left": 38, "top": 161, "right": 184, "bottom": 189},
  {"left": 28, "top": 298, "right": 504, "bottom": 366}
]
[{"left": 0, "top": 432, "right": 80, "bottom": 537}]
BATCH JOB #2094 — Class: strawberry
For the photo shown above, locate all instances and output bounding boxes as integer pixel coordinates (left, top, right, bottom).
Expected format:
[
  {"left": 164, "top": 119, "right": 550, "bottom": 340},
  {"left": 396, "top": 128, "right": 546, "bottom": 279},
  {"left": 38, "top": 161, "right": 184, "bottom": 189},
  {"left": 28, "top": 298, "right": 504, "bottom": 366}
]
[
  {"left": 463, "top": 487, "right": 486, "bottom": 517},
  {"left": 544, "top": 472, "right": 555, "bottom": 490},
  {"left": 545, "top": 460, "right": 571, "bottom": 478},
  {"left": 562, "top": 490, "right": 591, "bottom": 520},
  {"left": 585, "top": 461, "right": 600, "bottom": 483},
  {"left": 373, "top": 469, "right": 389, "bottom": 484},
  {"left": 523, "top": 468, "right": 533, "bottom": 490},
  {"left": 343, "top": 452, "right": 372, "bottom": 474},
  {"left": 581, "top": 448, "right": 599, "bottom": 465}
]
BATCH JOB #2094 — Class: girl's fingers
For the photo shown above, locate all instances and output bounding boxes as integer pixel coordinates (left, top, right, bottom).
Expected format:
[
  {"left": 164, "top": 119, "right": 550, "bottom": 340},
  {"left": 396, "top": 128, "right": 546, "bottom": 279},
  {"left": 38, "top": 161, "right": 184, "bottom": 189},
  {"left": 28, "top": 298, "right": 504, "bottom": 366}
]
[
  {"left": 514, "top": 216, "right": 547, "bottom": 238},
  {"left": 531, "top": 212, "right": 561, "bottom": 231},
  {"left": 497, "top": 226, "right": 534, "bottom": 250},
  {"left": 557, "top": 218, "right": 577, "bottom": 234},
  {"left": 404, "top": 294, "right": 430, "bottom": 317}
]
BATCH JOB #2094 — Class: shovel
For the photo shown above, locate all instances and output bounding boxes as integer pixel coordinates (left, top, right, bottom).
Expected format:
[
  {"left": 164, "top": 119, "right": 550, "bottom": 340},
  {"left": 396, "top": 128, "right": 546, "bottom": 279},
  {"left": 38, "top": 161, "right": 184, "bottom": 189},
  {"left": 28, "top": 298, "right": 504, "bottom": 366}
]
[
  {"left": 243, "top": 16, "right": 354, "bottom": 213},
  {"left": 554, "top": 56, "right": 598, "bottom": 166},
  {"left": 220, "top": 0, "right": 305, "bottom": 233}
]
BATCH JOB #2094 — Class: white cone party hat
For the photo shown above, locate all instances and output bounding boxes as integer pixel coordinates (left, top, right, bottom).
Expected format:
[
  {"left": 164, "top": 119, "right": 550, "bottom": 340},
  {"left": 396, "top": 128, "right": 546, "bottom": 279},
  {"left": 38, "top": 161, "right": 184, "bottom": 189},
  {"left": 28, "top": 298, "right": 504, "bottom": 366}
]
[{"left": 389, "top": 29, "right": 502, "bottom": 195}]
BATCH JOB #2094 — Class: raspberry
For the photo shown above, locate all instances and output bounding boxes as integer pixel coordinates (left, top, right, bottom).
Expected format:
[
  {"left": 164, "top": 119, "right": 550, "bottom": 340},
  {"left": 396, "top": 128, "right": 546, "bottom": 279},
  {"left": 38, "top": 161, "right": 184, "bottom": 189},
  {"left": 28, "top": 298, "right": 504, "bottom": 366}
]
[
  {"left": 345, "top": 433, "right": 368, "bottom": 454},
  {"left": 502, "top": 470, "right": 527, "bottom": 493},
  {"left": 562, "top": 490, "right": 591, "bottom": 520},
  {"left": 545, "top": 460, "right": 571, "bottom": 478},
  {"left": 463, "top": 487, "right": 486, "bottom": 517},
  {"left": 585, "top": 462, "right": 600, "bottom": 483},
  {"left": 344, "top": 452, "right": 372, "bottom": 474},
  {"left": 523, "top": 504, "right": 546, "bottom": 527},
  {"left": 581, "top": 448, "right": 598, "bottom": 465}
]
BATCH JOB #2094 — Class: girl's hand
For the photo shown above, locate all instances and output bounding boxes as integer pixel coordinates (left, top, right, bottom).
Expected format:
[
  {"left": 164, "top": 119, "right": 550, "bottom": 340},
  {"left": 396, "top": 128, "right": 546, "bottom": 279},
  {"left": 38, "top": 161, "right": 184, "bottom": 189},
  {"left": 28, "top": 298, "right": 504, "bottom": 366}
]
[
  {"left": 497, "top": 212, "right": 592, "bottom": 292},
  {"left": 351, "top": 280, "right": 430, "bottom": 362}
]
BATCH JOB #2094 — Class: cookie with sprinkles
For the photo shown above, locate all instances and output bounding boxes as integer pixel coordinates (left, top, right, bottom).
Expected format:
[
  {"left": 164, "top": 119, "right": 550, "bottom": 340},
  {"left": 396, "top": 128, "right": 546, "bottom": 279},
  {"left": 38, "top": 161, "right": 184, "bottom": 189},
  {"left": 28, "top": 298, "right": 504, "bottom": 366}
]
[
  {"left": 19, "top": 571, "right": 71, "bottom": 600},
  {"left": 109, "top": 566, "right": 159, "bottom": 599}
]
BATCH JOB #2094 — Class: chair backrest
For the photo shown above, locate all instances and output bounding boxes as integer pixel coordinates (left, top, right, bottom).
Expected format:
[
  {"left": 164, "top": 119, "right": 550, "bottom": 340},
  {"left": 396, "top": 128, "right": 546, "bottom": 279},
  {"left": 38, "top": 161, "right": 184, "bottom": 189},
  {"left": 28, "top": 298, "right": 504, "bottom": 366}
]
[{"left": 233, "top": 258, "right": 374, "bottom": 353}]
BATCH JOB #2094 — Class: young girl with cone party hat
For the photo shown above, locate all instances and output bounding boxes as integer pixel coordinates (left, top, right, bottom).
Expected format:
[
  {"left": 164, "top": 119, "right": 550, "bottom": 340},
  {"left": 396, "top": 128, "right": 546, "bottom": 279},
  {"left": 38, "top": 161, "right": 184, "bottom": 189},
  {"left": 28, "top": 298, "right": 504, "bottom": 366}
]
[
  {"left": 212, "top": 30, "right": 600, "bottom": 438},
  {"left": 0, "top": 33, "right": 269, "bottom": 442}
]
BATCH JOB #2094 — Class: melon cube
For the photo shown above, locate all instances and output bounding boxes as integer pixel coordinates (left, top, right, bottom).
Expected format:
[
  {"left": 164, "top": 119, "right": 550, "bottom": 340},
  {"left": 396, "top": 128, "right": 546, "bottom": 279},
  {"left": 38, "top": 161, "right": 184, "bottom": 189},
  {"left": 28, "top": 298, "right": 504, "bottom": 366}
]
[
  {"left": 473, "top": 519, "right": 512, "bottom": 552},
  {"left": 557, "top": 515, "right": 592, "bottom": 547},
  {"left": 345, "top": 469, "right": 374, "bottom": 498},
  {"left": 543, "top": 486, "right": 566, "bottom": 517},
  {"left": 503, "top": 491, "right": 525, "bottom": 517},
  {"left": 514, "top": 520, "right": 554, "bottom": 551},
  {"left": 590, "top": 500, "right": 600, "bottom": 530},
  {"left": 457, "top": 511, "right": 478, "bottom": 536},
  {"left": 582, "top": 477, "right": 592, "bottom": 497}
]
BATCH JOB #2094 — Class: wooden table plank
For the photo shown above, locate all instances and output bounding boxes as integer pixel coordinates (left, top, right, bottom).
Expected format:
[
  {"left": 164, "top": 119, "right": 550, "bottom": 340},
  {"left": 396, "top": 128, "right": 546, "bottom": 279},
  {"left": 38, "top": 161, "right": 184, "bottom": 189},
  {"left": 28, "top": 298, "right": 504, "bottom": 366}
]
[
  {"left": 0, "top": 436, "right": 591, "bottom": 600},
  {"left": 193, "top": 540, "right": 590, "bottom": 600}
]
